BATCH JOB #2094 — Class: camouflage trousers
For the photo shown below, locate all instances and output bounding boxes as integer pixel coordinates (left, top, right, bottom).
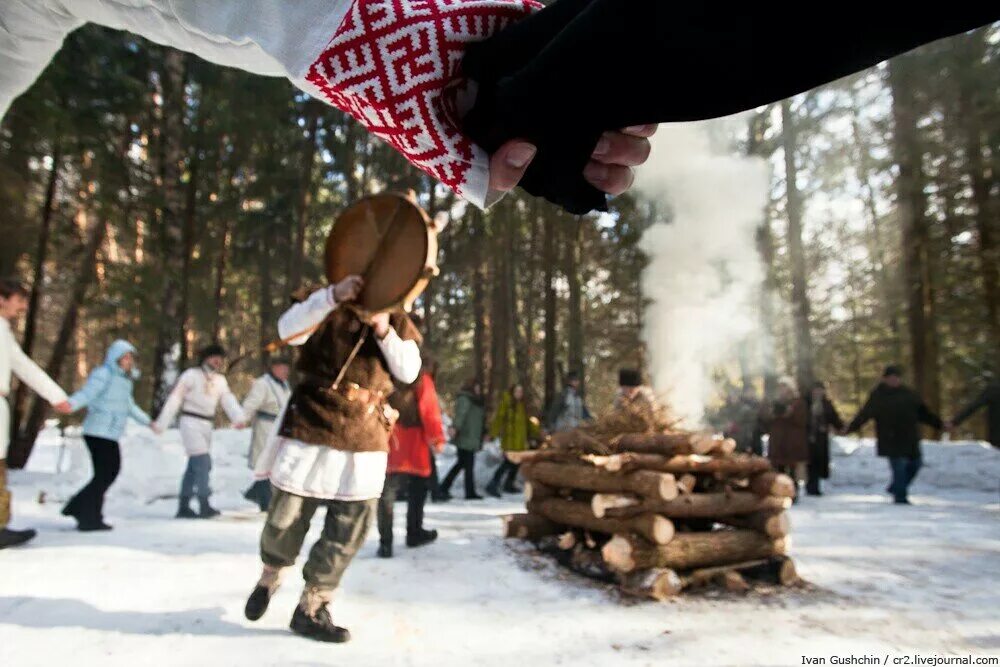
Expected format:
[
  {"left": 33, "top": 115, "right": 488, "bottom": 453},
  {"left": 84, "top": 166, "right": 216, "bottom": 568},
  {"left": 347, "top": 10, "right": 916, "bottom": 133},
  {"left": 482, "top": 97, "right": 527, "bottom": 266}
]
[
  {"left": 259, "top": 486, "right": 376, "bottom": 590},
  {"left": 0, "top": 459, "right": 10, "bottom": 530}
]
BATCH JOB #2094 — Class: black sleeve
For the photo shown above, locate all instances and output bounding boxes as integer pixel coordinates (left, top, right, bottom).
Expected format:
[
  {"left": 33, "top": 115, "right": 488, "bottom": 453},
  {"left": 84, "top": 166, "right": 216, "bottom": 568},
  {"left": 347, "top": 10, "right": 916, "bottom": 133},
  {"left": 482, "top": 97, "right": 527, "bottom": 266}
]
[
  {"left": 827, "top": 401, "right": 844, "bottom": 431},
  {"left": 462, "top": 1, "right": 1000, "bottom": 214},
  {"left": 845, "top": 393, "right": 876, "bottom": 434},
  {"left": 952, "top": 388, "right": 989, "bottom": 427},
  {"left": 918, "top": 400, "right": 944, "bottom": 430}
]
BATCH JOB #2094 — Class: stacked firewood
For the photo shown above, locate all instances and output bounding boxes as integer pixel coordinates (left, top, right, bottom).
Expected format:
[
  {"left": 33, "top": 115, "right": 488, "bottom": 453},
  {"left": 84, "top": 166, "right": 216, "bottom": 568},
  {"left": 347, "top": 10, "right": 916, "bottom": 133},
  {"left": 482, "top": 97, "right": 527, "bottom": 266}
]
[{"left": 502, "top": 414, "right": 801, "bottom": 600}]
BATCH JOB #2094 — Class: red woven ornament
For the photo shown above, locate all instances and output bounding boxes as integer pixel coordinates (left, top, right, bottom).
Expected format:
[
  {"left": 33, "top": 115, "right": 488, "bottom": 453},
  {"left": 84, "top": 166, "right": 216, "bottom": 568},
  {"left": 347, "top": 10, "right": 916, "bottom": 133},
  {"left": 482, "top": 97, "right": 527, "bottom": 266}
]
[{"left": 304, "top": 0, "right": 540, "bottom": 207}]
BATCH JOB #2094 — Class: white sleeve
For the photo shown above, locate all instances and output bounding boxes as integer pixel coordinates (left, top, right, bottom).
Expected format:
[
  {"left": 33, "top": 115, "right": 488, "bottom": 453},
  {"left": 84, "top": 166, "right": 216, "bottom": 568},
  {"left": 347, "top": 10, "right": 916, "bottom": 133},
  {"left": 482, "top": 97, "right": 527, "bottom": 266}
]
[
  {"left": 377, "top": 328, "right": 422, "bottom": 385},
  {"left": 278, "top": 287, "right": 337, "bottom": 345},
  {"left": 154, "top": 369, "right": 191, "bottom": 430},
  {"left": 241, "top": 378, "right": 267, "bottom": 417},
  {"left": 9, "top": 341, "right": 67, "bottom": 404},
  {"left": 0, "top": 1, "right": 84, "bottom": 120},
  {"left": 220, "top": 378, "right": 247, "bottom": 423}
]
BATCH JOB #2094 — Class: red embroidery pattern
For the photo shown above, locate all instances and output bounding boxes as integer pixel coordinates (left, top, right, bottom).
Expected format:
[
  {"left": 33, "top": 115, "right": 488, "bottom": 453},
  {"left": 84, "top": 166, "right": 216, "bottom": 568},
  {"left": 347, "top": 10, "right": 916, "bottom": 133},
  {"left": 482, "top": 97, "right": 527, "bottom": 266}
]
[{"left": 306, "top": 0, "right": 539, "bottom": 204}]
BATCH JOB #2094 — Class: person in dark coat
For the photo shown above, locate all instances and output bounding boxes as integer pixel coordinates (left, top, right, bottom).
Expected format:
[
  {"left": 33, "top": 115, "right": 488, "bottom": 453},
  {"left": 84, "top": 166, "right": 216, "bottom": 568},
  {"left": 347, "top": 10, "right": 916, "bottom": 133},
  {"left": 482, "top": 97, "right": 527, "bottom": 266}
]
[
  {"left": 804, "top": 381, "right": 843, "bottom": 497},
  {"left": 723, "top": 386, "right": 764, "bottom": 456},
  {"left": 844, "top": 365, "right": 943, "bottom": 505},
  {"left": 951, "top": 379, "right": 1000, "bottom": 450},
  {"left": 762, "top": 378, "right": 808, "bottom": 499}
]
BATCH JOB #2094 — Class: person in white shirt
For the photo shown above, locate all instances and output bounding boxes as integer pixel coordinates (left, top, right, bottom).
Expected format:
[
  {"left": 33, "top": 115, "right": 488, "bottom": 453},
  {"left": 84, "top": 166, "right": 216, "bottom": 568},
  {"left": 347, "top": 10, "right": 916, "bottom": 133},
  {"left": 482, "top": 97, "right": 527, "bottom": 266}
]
[
  {"left": 153, "top": 344, "right": 246, "bottom": 519},
  {"left": 244, "top": 276, "right": 421, "bottom": 643},
  {"left": 0, "top": 278, "right": 71, "bottom": 549},
  {"left": 241, "top": 357, "right": 292, "bottom": 511}
]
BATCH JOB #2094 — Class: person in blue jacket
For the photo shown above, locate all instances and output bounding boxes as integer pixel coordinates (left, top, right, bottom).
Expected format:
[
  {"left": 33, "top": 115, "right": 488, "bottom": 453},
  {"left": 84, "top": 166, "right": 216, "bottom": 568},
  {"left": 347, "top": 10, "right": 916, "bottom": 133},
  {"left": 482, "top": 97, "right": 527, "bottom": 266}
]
[{"left": 62, "top": 340, "right": 151, "bottom": 531}]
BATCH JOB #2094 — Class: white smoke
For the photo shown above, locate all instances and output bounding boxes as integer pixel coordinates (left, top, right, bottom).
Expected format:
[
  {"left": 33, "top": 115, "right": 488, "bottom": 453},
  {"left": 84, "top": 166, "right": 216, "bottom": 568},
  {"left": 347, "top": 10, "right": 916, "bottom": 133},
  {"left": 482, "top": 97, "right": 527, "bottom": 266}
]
[{"left": 635, "top": 121, "right": 769, "bottom": 426}]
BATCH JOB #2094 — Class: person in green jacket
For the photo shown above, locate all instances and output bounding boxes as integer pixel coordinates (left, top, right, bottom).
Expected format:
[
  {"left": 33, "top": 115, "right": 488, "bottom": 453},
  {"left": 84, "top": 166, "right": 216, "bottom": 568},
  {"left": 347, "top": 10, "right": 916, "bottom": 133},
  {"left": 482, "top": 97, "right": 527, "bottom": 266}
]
[
  {"left": 486, "top": 384, "right": 540, "bottom": 497},
  {"left": 440, "top": 378, "right": 486, "bottom": 501}
]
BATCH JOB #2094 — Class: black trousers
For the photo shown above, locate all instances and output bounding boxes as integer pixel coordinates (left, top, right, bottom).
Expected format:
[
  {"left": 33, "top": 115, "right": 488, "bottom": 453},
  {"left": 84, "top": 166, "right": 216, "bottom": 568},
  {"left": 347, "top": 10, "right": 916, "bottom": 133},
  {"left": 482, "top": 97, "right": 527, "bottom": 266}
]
[
  {"left": 806, "top": 465, "right": 823, "bottom": 495},
  {"left": 489, "top": 459, "right": 520, "bottom": 489},
  {"left": 377, "top": 473, "right": 428, "bottom": 546},
  {"left": 63, "top": 436, "right": 121, "bottom": 524},
  {"left": 441, "top": 450, "right": 478, "bottom": 498}
]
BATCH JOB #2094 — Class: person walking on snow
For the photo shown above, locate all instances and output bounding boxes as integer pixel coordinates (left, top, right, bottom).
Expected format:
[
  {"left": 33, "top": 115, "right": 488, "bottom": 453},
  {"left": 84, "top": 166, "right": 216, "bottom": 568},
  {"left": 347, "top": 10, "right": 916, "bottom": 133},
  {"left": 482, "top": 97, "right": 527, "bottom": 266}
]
[
  {"left": 545, "top": 371, "right": 591, "bottom": 433},
  {"left": 486, "top": 384, "right": 540, "bottom": 497},
  {"left": 440, "top": 377, "right": 487, "bottom": 501},
  {"left": 951, "top": 377, "right": 1000, "bottom": 450},
  {"left": 376, "top": 359, "right": 446, "bottom": 558},
  {"left": 245, "top": 277, "right": 422, "bottom": 643},
  {"left": 62, "top": 340, "right": 151, "bottom": 531},
  {"left": 844, "top": 365, "right": 943, "bottom": 505},
  {"left": 241, "top": 357, "right": 292, "bottom": 511},
  {"left": 153, "top": 344, "right": 247, "bottom": 519},
  {"left": 0, "top": 278, "right": 72, "bottom": 549}
]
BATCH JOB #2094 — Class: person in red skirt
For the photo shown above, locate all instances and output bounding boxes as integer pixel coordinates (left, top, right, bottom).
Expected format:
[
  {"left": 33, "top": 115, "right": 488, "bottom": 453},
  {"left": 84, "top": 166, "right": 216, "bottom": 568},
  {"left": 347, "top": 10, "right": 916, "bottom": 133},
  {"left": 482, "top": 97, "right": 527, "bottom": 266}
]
[{"left": 376, "top": 358, "right": 446, "bottom": 558}]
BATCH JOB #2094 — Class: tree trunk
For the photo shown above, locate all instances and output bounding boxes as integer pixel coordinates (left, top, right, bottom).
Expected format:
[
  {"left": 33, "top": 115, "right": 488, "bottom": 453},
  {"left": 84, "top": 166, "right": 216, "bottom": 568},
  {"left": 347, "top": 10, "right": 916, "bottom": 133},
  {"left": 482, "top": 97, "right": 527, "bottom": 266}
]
[
  {"left": 11, "top": 141, "right": 61, "bottom": 437},
  {"left": 179, "top": 106, "right": 205, "bottom": 364},
  {"left": 150, "top": 49, "right": 189, "bottom": 415},
  {"left": 955, "top": 32, "right": 1000, "bottom": 364},
  {"left": 593, "top": 491, "right": 789, "bottom": 520},
  {"left": 14, "top": 215, "right": 108, "bottom": 464},
  {"left": 522, "top": 461, "right": 678, "bottom": 501},
  {"left": 716, "top": 511, "right": 790, "bottom": 538},
  {"left": 889, "top": 55, "right": 940, "bottom": 413},
  {"left": 565, "top": 219, "right": 584, "bottom": 389},
  {"left": 780, "top": 99, "right": 815, "bottom": 392},
  {"left": 587, "top": 452, "right": 773, "bottom": 476},
  {"left": 472, "top": 209, "right": 488, "bottom": 385},
  {"left": 543, "top": 208, "right": 558, "bottom": 412},
  {"left": 602, "top": 529, "right": 784, "bottom": 573},
  {"left": 289, "top": 101, "right": 321, "bottom": 295},
  {"left": 528, "top": 498, "right": 675, "bottom": 545}
]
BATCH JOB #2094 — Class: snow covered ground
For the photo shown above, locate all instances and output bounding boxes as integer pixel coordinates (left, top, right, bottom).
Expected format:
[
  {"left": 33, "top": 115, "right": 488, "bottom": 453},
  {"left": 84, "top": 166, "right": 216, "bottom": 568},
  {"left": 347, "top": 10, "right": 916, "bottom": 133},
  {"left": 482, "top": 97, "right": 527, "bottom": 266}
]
[{"left": 1, "top": 425, "right": 998, "bottom": 667}]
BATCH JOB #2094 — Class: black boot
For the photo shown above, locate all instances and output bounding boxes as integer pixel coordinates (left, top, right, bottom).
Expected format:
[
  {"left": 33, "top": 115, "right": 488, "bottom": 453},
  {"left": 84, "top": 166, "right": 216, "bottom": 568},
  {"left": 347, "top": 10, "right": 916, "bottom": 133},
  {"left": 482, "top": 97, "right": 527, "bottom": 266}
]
[
  {"left": 176, "top": 496, "right": 197, "bottom": 519},
  {"left": 77, "top": 520, "right": 113, "bottom": 532},
  {"left": 377, "top": 543, "right": 393, "bottom": 558},
  {"left": 502, "top": 479, "right": 522, "bottom": 494},
  {"left": 406, "top": 528, "right": 438, "bottom": 548},
  {"left": 290, "top": 589, "right": 350, "bottom": 643},
  {"left": 198, "top": 496, "right": 221, "bottom": 519},
  {"left": 0, "top": 527, "right": 37, "bottom": 550},
  {"left": 245, "top": 567, "right": 282, "bottom": 621}
]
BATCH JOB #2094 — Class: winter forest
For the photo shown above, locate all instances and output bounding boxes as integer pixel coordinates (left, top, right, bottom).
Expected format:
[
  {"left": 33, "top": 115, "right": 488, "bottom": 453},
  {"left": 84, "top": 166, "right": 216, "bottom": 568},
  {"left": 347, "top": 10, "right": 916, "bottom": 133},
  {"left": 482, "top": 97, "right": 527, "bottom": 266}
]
[
  {"left": 1, "top": 5, "right": 999, "bottom": 667},
  {"left": 3, "top": 24, "right": 999, "bottom": 442}
]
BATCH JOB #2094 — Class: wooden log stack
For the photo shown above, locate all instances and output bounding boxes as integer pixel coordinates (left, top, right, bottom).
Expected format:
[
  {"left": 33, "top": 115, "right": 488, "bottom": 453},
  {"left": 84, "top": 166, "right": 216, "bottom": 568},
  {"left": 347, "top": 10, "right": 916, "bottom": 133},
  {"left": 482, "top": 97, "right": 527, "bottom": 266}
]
[{"left": 503, "top": 426, "right": 801, "bottom": 600}]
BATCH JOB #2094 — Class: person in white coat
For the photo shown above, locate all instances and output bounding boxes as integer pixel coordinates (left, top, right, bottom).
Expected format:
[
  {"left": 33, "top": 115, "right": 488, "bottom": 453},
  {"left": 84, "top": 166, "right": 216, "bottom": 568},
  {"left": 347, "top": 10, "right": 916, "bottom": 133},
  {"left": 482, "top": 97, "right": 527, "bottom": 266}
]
[
  {"left": 0, "top": 278, "right": 71, "bottom": 549},
  {"left": 153, "top": 344, "right": 246, "bottom": 519},
  {"left": 241, "top": 358, "right": 292, "bottom": 511}
]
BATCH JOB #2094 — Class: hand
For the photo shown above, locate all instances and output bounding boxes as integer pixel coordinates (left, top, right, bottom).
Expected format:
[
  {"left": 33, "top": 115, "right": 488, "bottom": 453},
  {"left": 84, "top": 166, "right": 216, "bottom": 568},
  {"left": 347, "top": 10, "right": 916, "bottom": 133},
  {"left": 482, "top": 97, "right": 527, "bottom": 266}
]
[
  {"left": 333, "top": 275, "right": 364, "bottom": 303},
  {"left": 943, "top": 420, "right": 954, "bottom": 432},
  {"left": 234, "top": 421, "right": 249, "bottom": 430},
  {"left": 369, "top": 312, "right": 391, "bottom": 338},
  {"left": 52, "top": 401, "right": 73, "bottom": 415},
  {"left": 150, "top": 423, "right": 164, "bottom": 435},
  {"left": 448, "top": 427, "right": 457, "bottom": 440},
  {"left": 488, "top": 125, "right": 658, "bottom": 197}
]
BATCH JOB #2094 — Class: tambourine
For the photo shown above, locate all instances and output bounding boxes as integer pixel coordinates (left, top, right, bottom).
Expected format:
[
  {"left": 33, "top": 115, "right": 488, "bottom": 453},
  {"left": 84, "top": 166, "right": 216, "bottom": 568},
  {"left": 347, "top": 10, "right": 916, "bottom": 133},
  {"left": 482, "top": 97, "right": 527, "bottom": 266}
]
[{"left": 325, "top": 191, "right": 442, "bottom": 317}]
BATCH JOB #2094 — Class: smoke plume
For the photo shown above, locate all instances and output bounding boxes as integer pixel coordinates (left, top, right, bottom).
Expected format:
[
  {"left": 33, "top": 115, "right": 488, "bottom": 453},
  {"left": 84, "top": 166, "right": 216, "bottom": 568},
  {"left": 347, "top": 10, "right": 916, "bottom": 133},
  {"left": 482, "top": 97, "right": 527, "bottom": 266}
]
[{"left": 635, "top": 121, "right": 769, "bottom": 425}]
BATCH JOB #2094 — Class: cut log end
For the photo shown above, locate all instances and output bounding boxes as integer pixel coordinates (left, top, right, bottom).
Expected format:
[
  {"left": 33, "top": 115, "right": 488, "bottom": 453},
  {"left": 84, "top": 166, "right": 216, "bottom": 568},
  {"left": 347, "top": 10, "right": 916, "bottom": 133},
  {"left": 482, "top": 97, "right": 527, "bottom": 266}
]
[
  {"left": 591, "top": 492, "right": 641, "bottom": 519},
  {"left": 619, "top": 568, "right": 683, "bottom": 601},
  {"left": 779, "top": 557, "right": 799, "bottom": 586},
  {"left": 602, "top": 535, "right": 637, "bottom": 573},
  {"left": 677, "top": 474, "right": 697, "bottom": 494}
]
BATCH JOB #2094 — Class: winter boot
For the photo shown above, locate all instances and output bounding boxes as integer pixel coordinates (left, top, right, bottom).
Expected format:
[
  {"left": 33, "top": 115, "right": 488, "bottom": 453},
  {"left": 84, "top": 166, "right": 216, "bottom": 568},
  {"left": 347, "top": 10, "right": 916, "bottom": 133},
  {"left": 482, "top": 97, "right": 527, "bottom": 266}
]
[
  {"left": 502, "top": 479, "right": 522, "bottom": 494},
  {"left": 377, "top": 543, "right": 393, "bottom": 559},
  {"left": 0, "top": 527, "right": 37, "bottom": 550},
  {"left": 289, "top": 587, "right": 350, "bottom": 643},
  {"left": 198, "top": 496, "right": 221, "bottom": 519},
  {"left": 406, "top": 528, "right": 438, "bottom": 548},
  {"left": 77, "top": 520, "right": 113, "bottom": 532},
  {"left": 245, "top": 565, "right": 283, "bottom": 621},
  {"left": 176, "top": 496, "right": 198, "bottom": 519},
  {"left": 485, "top": 480, "right": 501, "bottom": 498}
]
